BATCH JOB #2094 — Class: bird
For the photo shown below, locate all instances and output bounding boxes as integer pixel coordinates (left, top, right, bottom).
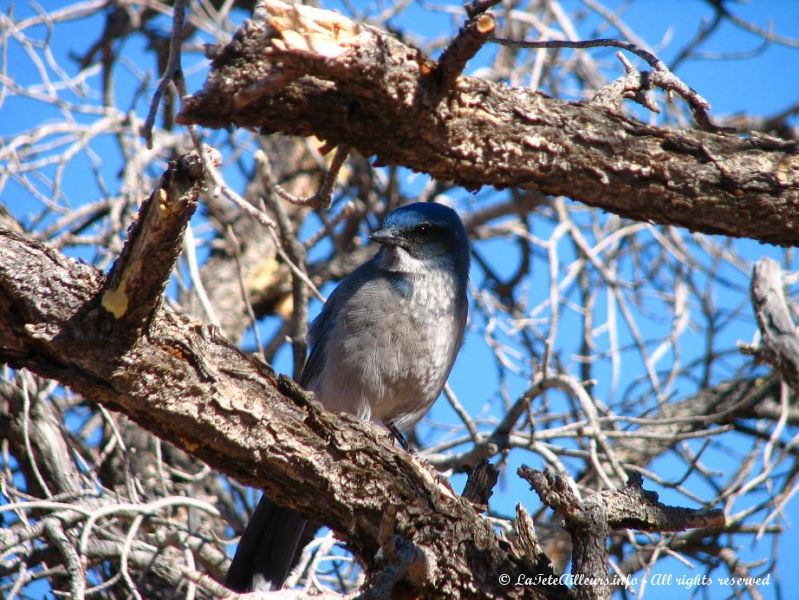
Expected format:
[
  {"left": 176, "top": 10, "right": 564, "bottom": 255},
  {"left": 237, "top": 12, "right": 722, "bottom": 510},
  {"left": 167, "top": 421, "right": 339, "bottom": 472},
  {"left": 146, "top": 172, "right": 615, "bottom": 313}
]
[{"left": 225, "top": 201, "right": 470, "bottom": 592}]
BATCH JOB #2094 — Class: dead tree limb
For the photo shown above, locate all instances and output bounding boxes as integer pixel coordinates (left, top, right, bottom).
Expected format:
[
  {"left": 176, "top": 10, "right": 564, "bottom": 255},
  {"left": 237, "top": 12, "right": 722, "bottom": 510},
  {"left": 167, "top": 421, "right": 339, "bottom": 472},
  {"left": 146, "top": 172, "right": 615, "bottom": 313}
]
[
  {"left": 0, "top": 152, "right": 568, "bottom": 600},
  {"left": 743, "top": 258, "right": 799, "bottom": 389},
  {"left": 519, "top": 469, "right": 724, "bottom": 600},
  {"left": 177, "top": 1, "right": 799, "bottom": 246}
]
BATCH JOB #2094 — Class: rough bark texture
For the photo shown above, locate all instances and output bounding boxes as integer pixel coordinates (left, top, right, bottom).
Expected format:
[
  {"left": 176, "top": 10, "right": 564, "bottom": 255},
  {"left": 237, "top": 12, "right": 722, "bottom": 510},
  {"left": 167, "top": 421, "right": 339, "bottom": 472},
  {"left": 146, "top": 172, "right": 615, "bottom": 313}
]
[
  {"left": 0, "top": 221, "right": 567, "bottom": 599},
  {"left": 6, "top": 2, "right": 798, "bottom": 599},
  {"left": 520, "top": 469, "right": 724, "bottom": 600},
  {"left": 177, "top": 1, "right": 799, "bottom": 246}
]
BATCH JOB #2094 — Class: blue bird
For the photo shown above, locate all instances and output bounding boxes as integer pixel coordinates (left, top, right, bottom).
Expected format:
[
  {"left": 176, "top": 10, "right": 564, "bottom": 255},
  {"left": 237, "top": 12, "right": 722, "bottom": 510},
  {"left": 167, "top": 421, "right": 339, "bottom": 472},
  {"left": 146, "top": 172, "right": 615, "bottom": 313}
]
[{"left": 225, "top": 202, "right": 470, "bottom": 592}]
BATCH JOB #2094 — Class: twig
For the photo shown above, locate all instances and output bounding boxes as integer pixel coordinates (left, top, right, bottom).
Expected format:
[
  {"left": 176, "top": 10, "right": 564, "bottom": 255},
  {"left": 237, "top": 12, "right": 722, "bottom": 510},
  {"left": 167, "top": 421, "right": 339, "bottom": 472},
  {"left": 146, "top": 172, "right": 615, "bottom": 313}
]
[
  {"left": 261, "top": 185, "right": 309, "bottom": 380},
  {"left": 442, "top": 383, "right": 479, "bottom": 443},
  {"left": 141, "top": 0, "right": 187, "bottom": 148},
  {"left": 192, "top": 140, "right": 277, "bottom": 231},
  {"left": 44, "top": 519, "right": 85, "bottom": 600},
  {"left": 119, "top": 514, "right": 145, "bottom": 600},
  {"left": 225, "top": 225, "right": 265, "bottom": 359},
  {"left": 490, "top": 35, "right": 720, "bottom": 131},
  {"left": 269, "top": 145, "right": 350, "bottom": 209},
  {"left": 742, "top": 258, "right": 799, "bottom": 389},
  {"left": 183, "top": 225, "right": 220, "bottom": 327},
  {"left": 464, "top": 0, "right": 502, "bottom": 20},
  {"left": 430, "top": 13, "right": 496, "bottom": 102}
]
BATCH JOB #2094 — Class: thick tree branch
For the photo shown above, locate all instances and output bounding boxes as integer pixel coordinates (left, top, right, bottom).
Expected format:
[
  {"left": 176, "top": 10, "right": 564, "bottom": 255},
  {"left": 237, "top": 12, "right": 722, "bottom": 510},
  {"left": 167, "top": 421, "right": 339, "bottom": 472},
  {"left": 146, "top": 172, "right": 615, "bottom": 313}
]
[
  {"left": 177, "top": 0, "right": 799, "bottom": 246},
  {"left": 0, "top": 162, "right": 568, "bottom": 600}
]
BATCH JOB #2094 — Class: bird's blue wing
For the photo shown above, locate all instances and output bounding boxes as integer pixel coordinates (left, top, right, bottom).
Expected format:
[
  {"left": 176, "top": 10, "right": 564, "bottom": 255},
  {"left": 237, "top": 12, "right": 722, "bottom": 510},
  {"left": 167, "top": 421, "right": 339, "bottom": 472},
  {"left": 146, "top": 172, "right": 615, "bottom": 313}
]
[
  {"left": 298, "top": 301, "right": 335, "bottom": 389},
  {"left": 298, "top": 260, "right": 378, "bottom": 389}
]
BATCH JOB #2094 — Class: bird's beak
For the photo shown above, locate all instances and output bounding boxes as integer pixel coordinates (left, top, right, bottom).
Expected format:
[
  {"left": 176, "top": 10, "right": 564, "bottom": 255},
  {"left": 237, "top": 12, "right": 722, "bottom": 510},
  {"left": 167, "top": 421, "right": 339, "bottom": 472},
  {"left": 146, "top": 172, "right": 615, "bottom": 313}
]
[{"left": 369, "top": 227, "right": 406, "bottom": 248}]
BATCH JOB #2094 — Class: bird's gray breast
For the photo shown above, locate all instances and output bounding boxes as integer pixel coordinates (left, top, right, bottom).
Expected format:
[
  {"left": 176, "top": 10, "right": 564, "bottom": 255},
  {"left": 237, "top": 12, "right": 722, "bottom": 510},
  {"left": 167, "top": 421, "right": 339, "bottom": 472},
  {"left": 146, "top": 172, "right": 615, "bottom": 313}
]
[{"left": 307, "top": 266, "right": 466, "bottom": 430}]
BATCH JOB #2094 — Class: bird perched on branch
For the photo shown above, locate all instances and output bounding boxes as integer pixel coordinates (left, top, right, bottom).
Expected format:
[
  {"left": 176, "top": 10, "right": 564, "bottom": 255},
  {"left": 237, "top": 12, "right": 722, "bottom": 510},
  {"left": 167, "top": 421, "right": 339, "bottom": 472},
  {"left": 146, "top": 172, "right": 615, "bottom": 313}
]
[{"left": 225, "top": 202, "right": 470, "bottom": 592}]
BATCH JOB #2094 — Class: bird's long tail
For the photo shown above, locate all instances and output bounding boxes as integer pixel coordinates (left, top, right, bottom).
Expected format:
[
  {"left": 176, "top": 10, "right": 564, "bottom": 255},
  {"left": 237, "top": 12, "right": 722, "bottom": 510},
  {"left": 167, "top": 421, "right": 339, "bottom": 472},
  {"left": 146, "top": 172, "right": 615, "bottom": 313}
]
[{"left": 225, "top": 496, "right": 307, "bottom": 592}]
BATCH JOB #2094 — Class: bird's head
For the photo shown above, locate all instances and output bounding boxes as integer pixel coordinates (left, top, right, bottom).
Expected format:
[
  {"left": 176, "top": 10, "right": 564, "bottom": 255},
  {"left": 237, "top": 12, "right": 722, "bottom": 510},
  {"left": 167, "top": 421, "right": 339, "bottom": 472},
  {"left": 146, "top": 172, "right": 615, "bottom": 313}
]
[{"left": 370, "top": 202, "right": 470, "bottom": 277}]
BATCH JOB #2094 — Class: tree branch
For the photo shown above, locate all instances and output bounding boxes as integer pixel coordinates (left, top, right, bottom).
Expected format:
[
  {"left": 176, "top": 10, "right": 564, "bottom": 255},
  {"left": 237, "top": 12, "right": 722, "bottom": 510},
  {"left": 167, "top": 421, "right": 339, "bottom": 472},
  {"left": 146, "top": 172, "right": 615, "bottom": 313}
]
[
  {"left": 519, "top": 469, "right": 725, "bottom": 600},
  {"left": 177, "top": 0, "right": 799, "bottom": 246},
  {"left": 0, "top": 154, "right": 568, "bottom": 599},
  {"left": 100, "top": 149, "right": 213, "bottom": 330},
  {"left": 743, "top": 258, "right": 799, "bottom": 389}
]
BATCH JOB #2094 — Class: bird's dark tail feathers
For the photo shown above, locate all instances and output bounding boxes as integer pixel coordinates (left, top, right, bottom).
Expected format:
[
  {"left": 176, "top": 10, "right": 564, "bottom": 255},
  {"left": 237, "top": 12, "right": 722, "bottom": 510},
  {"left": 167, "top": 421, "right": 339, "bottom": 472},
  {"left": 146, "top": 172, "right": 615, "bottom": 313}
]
[{"left": 225, "top": 496, "right": 307, "bottom": 592}]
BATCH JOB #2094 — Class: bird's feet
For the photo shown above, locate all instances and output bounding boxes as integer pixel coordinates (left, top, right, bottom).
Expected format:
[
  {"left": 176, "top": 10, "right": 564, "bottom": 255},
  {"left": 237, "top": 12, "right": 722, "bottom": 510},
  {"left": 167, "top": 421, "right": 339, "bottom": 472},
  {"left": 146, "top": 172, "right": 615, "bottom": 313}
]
[{"left": 386, "top": 422, "right": 416, "bottom": 455}]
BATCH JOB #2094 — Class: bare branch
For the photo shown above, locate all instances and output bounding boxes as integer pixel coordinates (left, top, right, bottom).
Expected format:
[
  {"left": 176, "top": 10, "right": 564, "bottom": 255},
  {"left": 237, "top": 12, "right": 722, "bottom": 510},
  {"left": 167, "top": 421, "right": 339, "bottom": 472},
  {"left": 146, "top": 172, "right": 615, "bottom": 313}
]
[{"left": 743, "top": 258, "right": 799, "bottom": 389}]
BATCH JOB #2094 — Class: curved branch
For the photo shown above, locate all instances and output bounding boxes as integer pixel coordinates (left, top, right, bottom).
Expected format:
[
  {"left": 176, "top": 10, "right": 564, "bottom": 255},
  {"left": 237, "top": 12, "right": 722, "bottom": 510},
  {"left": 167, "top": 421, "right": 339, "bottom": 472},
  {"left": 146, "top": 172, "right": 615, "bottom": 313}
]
[{"left": 744, "top": 258, "right": 799, "bottom": 389}]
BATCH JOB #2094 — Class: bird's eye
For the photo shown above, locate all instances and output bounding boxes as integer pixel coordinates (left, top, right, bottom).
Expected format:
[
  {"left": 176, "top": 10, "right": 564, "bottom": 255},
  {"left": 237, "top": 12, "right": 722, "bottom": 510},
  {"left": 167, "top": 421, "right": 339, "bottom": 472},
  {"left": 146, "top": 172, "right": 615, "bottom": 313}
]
[{"left": 416, "top": 223, "right": 431, "bottom": 236}]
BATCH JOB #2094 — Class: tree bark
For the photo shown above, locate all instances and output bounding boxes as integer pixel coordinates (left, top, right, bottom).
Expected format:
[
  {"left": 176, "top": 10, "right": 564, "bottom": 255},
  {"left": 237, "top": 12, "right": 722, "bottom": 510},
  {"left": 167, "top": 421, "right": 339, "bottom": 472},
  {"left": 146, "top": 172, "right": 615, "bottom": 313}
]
[
  {"left": 0, "top": 161, "right": 734, "bottom": 599},
  {"left": 177, "top": 1, "right": 799, "bottom": 246},
  {"left": 0, "top": 170, "right": 566, "bottom": 599}
]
